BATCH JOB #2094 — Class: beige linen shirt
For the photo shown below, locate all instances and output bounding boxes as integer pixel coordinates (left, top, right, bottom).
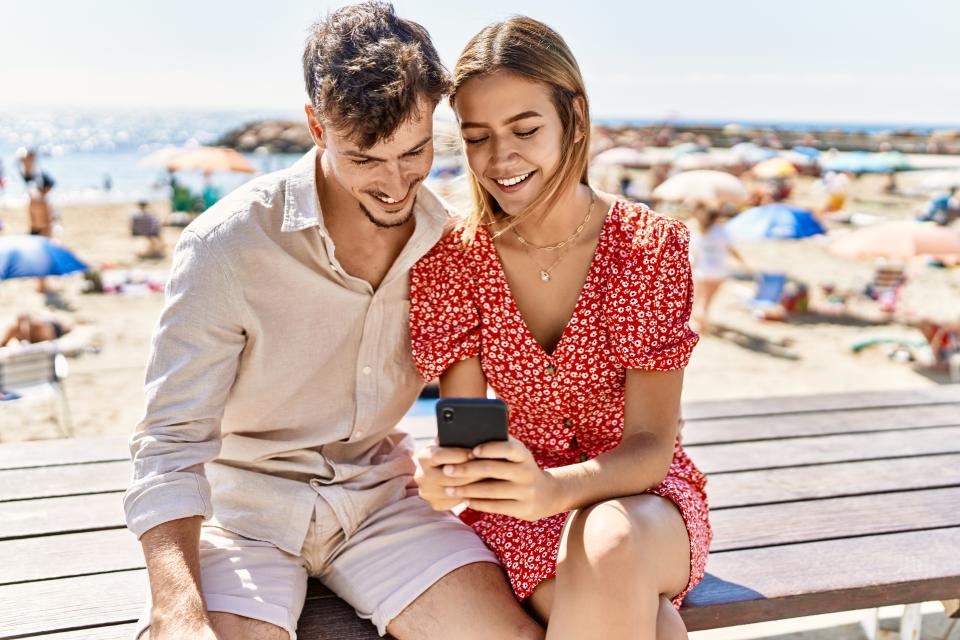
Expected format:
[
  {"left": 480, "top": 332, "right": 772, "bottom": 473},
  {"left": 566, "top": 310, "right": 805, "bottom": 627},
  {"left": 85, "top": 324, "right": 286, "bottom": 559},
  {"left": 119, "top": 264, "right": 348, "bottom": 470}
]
[{"left": 123, "top": 148, "right": 449, "bottom": 555}]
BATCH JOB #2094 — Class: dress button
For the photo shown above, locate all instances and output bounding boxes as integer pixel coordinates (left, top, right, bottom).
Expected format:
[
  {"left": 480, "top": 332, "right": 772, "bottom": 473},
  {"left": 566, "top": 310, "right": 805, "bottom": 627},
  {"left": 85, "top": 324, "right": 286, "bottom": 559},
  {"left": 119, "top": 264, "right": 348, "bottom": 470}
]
[
  {"left": 545, "top": 364, "right": 557, "bottom": 376},
  {"left": 568, "top": 435, "right": 578, "bottom": 450},
  {"left": 563, "top": 418, "right": 573, "bottom": 429},
  {"left": 578, "top": 453, "right": 589, "bottom": 463}
]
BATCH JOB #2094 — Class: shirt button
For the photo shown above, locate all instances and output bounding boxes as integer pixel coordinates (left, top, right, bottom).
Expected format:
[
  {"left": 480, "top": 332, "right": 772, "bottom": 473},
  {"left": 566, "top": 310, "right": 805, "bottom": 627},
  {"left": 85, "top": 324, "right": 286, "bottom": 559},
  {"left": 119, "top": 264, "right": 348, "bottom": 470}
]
[
  {"left": 545, "top": 364, "right": 557, "bottom": 376},
  {"left": 362, "top": 366, "right": 372, "bottom": 375},
  {"left": 578, "top": 453, "right": 589, "bottom": 463},
  {"left": 563, "top": 418, "right": 574, "bottom": 429}
]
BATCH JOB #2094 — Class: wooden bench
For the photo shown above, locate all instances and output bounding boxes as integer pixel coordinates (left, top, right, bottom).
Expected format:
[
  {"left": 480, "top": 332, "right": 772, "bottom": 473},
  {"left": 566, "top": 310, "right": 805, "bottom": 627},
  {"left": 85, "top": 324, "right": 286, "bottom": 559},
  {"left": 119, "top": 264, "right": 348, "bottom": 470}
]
[
  {"left": 1, "top": 387, "right": 959, "bottom": 639},
  {"left": 0, "top": 346, "right": 72, "bottom": 437}
]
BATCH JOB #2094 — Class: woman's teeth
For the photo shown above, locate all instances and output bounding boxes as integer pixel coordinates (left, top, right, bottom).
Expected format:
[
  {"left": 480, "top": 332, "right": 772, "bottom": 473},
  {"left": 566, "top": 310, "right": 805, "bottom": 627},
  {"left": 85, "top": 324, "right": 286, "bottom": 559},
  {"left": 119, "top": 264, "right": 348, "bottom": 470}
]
[{"left": 495, "top": 172, "right": 532, "bottom": 187}]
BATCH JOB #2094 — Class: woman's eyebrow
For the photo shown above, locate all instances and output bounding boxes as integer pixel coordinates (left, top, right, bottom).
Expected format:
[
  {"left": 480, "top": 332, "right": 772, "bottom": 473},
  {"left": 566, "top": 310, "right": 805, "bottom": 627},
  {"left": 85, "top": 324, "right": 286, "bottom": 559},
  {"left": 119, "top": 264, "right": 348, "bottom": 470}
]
[{"left": 461, "top": 110, "right": 543, "bottom": 130}]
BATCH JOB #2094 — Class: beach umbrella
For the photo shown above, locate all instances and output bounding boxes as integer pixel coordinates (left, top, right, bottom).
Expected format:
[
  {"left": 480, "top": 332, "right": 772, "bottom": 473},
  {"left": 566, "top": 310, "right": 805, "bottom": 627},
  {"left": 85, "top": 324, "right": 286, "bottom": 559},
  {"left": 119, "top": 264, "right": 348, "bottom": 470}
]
[
  {"left": 919, "top": 170, "right": 960, "bottom": 192},
  {"left": 822, "top": 151, "right": 911, "bottom": 175},
  {"left": 652, "top": 170, "right": 748, "bottom": 205},
  {"left": 0, "top": 235, "right": 88, "bottom": 279},
  {"left": 731, "top": 143, "right": 778, "bottom": 165},
  {"left": 791, "top": 146, "right": 821, "bottom": 159},
  {"left": 829, "top": 221, "right": 960, "bottom": 261},
  {"left": 166, "top": 146, "right": 257, "bottom": 174},
  {"left": 727, "top": 204, "right": 826, "bottom": 240},
  {"left": 752, "top": 157, "right": 798, "bottom": 179},
  {"left": 670, "top": 142, "right": 707, "bottom": 157},
  {"left": 138, "top": 146, "right": 188, "bottom": 168},
  {"left": 592, "top": 146, "right": 651, "bottom": 168},
  {"left": 674, "top": 152, "right": 726, "bottom": 171}
]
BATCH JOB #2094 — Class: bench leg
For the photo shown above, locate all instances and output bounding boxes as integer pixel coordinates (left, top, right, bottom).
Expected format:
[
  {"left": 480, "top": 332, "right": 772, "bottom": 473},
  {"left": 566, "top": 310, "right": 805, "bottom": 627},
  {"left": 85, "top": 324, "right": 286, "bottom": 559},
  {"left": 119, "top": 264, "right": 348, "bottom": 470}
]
[
  {"left": 861, "top": 608, "right": 880, "bottom": 640},
  {"left": 900, "top": 603, "right": 922, "bottom": 640}
]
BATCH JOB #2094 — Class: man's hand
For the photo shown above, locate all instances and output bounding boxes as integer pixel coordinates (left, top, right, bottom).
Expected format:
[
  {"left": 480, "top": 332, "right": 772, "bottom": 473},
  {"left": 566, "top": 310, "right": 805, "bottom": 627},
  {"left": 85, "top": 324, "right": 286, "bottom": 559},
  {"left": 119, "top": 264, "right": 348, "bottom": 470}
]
[
  {"left": 441, "top": 437, "right": 561, "bottom": 522},
  {"left": 414, "top": 444, "right": 476, "bottom": 511}
]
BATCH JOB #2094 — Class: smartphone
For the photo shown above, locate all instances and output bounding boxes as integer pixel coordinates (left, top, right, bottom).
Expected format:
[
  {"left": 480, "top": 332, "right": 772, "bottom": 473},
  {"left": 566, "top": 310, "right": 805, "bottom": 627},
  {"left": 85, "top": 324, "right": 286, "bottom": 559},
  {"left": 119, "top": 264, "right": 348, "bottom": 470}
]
[{"left": 436, "top": 398, "right": 509, "bottom": 449}]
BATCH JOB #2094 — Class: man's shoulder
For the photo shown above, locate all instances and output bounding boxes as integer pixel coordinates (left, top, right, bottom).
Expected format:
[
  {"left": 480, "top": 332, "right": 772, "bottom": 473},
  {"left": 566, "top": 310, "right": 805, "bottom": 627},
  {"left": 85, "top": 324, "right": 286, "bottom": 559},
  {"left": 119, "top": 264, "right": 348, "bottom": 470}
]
[{"left": 183, "top": 166, "right": 292, "bottom": 244}]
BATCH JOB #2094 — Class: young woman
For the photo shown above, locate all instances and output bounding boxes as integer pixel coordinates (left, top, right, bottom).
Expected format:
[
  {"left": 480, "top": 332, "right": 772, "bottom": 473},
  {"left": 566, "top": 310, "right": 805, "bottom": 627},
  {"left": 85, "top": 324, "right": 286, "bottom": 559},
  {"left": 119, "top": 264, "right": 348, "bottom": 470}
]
[{"left": 410, "top": 17, "right": 711, "bottom": 639}]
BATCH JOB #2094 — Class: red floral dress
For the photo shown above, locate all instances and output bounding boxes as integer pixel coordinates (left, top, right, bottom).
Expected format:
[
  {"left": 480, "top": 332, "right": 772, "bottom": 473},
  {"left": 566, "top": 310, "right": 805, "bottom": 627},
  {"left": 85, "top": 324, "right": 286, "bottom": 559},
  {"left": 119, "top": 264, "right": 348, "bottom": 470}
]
[{"left": 409, "top": 200, "right": 712, "bottom": 608}]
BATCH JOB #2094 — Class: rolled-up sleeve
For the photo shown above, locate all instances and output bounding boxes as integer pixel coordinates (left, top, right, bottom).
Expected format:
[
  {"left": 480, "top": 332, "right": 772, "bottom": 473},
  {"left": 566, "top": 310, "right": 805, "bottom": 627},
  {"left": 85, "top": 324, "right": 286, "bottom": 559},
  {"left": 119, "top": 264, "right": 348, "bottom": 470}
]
[{"left": 123, "top": 229, "right": 249, "bottom": 538}]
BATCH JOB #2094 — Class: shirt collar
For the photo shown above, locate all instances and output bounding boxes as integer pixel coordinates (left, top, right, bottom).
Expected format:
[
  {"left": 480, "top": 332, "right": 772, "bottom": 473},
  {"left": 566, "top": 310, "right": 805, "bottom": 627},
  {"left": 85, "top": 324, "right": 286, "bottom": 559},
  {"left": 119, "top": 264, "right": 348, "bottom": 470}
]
[{"left": 280, "top": 146, "right": 451, "bottom": 244}]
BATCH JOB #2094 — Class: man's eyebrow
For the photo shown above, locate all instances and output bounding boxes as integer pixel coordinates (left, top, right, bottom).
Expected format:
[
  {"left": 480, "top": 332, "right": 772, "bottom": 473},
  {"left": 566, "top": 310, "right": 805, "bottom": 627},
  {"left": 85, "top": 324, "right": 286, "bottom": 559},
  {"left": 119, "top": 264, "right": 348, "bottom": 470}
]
[
  {"left": 460, "top": 111, "right": 543, "bottom": 130},
  {"left": 342, "top": 136, "right": 433, "bottom": 161}
]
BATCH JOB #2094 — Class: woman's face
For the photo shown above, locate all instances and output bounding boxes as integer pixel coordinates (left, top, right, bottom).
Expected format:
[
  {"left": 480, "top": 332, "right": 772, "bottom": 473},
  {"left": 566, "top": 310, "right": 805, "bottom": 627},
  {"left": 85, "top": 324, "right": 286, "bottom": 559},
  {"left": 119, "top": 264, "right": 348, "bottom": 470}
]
[{"left": 454, "top": 72, "right": 566, "bottom": 216}]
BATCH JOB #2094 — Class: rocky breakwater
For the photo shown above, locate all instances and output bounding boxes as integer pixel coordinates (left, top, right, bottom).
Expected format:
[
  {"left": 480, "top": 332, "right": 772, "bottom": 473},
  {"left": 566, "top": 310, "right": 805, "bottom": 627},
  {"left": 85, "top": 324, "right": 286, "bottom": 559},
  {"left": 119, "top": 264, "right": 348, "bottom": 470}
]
[{"left": 217, "top": 120, "right": 313, "bottom": 154}]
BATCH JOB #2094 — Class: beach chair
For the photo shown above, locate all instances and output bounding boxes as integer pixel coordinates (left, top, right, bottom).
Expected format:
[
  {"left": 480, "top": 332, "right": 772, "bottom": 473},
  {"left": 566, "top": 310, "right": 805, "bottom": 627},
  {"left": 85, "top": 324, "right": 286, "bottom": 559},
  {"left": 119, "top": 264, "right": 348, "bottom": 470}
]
[
  {"left": 750, "top": 272, "right": 787, "bottom": 319},
  {"left": 0, "top": 345, "right": 72, "bottom": 436},
  {"left": 866, "top": 264, "right": 906, "bottom": 313}
]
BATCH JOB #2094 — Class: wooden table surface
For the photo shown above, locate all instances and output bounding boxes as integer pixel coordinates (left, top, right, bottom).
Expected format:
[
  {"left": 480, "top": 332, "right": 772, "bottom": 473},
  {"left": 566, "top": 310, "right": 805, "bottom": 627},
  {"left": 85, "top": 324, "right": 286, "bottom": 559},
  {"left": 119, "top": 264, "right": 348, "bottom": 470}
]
[{"left": 2, "top": 386, "right": 959, "bottom": 639}]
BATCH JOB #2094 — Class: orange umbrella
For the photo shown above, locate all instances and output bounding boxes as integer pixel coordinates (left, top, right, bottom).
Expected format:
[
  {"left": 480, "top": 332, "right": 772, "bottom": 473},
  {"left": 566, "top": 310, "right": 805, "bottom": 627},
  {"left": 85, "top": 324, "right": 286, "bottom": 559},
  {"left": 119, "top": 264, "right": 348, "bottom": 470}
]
[
  {"left": 752, "top": 157, "right": 798, "bottom": 179},
  {"left": 829, "top": 221, "right": 960, "bottom": 261},
  {"left": 166, "top": 146, "right": 257, "bottom": 174}
]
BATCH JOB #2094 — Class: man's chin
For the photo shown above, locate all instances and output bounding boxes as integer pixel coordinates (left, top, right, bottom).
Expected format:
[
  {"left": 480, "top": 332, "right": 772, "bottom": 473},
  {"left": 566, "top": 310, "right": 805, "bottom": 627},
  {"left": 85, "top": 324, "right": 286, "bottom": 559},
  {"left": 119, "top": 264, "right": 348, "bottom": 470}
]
[{"left": 359, "top": 197, "right": 417, "bottom": 229}]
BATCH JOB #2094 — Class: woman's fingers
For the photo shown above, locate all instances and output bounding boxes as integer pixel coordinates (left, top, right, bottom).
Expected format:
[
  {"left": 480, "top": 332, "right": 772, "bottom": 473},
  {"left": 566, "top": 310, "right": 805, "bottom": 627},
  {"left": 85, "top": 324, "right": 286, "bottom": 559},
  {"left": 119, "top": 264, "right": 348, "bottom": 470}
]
[
  {"left": 442, "top": 459, "right": 521, "bottom": 482},
  {"left": 471, "top": 436, "right": 529, "bottom": 462},
  {"left": 417, "top": 444, "right": 474, "bottom": 468}
]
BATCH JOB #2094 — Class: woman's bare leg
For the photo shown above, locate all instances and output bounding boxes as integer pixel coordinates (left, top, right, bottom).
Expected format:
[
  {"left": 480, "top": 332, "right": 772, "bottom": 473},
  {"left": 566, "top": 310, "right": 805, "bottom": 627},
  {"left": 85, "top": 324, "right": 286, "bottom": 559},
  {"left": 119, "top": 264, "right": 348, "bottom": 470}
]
[{"left": 528, "top": 494, "right": 691, "bottom": 640}]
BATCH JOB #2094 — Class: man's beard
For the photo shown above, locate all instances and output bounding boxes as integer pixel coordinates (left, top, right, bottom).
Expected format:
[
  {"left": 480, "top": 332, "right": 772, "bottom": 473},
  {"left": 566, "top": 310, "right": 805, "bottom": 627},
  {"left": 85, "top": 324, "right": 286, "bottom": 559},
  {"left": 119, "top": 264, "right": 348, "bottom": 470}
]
[{"left": 359, "top": 195, "right": 418, "bottom": 229}]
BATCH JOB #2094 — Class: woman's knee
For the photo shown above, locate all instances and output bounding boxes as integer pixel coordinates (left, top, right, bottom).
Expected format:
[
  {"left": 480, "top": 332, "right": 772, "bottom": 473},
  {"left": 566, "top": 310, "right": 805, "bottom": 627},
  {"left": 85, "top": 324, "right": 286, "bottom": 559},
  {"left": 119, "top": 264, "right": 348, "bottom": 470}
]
[{"left": 563, "top": 500, "right": 643, "bottom": 571}]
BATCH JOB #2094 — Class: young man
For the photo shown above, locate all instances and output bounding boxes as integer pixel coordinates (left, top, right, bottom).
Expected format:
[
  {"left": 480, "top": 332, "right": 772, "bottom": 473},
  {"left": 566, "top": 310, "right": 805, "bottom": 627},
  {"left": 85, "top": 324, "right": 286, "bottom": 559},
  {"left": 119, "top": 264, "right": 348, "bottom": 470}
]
[{"left": 124, "top": 4, "right": 542, "bottom": 639}]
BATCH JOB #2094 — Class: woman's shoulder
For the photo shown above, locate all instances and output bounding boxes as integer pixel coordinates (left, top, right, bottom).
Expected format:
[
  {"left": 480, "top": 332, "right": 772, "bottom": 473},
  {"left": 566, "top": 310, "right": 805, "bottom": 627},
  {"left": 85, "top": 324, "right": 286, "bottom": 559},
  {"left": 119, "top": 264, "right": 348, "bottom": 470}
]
[
  {"left": 416, "top": 221, "right": 487, "bottom": 273},
  {"left": 608, "top": 198, "right": 690, "bottom": 258}
]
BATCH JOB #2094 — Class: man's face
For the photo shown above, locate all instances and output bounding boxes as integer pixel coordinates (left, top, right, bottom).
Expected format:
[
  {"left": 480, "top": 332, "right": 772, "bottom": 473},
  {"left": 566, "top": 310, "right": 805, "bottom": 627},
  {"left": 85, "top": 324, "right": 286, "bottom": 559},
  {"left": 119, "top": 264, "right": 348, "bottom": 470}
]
[{"left": 307, "top": 96, "right": 436, "bottom": 228}]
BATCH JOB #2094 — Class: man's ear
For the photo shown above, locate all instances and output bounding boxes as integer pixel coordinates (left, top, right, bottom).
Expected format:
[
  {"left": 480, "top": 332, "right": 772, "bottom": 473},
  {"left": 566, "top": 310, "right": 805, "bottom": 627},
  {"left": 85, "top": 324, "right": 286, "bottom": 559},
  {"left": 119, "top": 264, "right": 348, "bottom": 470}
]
[
  {"left": 572, "top": 95, "right": 587, "bottom": 144},
  {"left": 304, "top": 103, "right": 326, "bottom": 151}
]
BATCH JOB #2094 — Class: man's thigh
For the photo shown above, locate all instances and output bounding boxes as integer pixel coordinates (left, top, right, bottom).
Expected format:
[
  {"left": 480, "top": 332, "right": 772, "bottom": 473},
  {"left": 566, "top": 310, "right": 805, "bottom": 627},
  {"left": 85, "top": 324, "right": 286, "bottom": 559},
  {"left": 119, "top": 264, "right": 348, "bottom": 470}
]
[
  {"left": 388, "top": 561, "right": 543, "bottom": 640},
  {"left": 320, "top": 490, "right": 541, "bottom": 639},
  {"left": 135, "top": 525, "right": 308, "bottom": 640}
]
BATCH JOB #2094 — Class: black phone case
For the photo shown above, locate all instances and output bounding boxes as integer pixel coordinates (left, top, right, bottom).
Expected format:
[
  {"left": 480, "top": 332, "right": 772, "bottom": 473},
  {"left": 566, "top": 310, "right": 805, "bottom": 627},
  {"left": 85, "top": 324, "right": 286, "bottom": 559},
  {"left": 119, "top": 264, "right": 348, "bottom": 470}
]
[{"left": 436, "top": 398, "right": 509, "bottom": 449}]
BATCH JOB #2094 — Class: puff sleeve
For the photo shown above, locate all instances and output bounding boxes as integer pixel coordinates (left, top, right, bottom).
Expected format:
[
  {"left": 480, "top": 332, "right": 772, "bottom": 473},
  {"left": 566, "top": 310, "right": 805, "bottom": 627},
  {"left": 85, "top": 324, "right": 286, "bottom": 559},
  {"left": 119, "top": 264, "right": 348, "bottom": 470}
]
[
  {"left": 607, "top": 215, "right": 699, "bottom": 370},
  {"left": 409, "top": 230, "right": 482, "bottom": 381}
]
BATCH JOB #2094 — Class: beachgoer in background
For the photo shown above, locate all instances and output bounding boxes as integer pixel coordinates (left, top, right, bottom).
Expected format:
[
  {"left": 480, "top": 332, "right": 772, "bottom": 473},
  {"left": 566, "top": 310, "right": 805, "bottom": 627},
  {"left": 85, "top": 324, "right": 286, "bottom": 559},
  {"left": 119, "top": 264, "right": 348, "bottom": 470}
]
[
  {"left": 17, "top": 147, "right": 38, "bottom": 185},
  {"left": 820, "top": 170, "right": 850, "bottom": 215},
  {"left": 130, "top": 200, "right": 165, "bottom": 258},
  {"left": 687, "top": 200, "right": 749, "bottom": 335},
  {"left": 201, "top": 171, "right": 221, "bottom": 210},
  {"left": 102, "top": 173, "right": 113, "bottom": 192},
  {"left": 917, "top": 187, "right": 958, "bottom": 226},
  {"left": 0, "top": 313, "right": 73, "bottom": 347},
  {"left": 411, "top": 16, "right": 710, "bottom": 639},
  {"left": 28, "top": 173, "right": 55, "bottom": 237}
]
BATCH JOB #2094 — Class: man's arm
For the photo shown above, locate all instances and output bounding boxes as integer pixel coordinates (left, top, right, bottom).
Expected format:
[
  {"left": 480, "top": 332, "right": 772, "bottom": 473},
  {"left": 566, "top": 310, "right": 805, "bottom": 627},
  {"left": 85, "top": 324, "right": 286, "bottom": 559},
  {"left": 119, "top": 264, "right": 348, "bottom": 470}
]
[{"left": 123, "top": 229, "right": 249, "bottom": 637}]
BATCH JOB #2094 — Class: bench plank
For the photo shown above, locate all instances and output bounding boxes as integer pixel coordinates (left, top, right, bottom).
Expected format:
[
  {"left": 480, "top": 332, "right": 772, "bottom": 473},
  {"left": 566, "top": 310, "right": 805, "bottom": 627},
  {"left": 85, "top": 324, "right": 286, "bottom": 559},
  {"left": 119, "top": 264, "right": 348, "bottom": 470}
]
[
  {"left": 0, "top": 529, "right": 141, "bottom": 585},
  {"left": 0, "top": 570, "right": 146, "bottom": 639},
  {"left": 681, "top": 526, "right": 960, "bottom": 630},
  {"left": 0, "top": 492, "right": 123, "bottom": 540},
  {"left": 682, "top": 403, "right": 960, "bottom": 445},
  {"left": 708, "top": 453, "right": 960, "bottom": 508},
  {"left": 686, "top": 425, "right": 960, "bottom": 474},
  {"left": 681, "top": 386, "right": 960, "bottom": 420},
  {"left": 710, "top": 487, "right": 960, "bottom": 551},
  {"left": 30, "top": 623, "right": 138, "bottom": 639},
  {"left": 0, "top": 437, "right": 128, "bottom": 470},
  {"left": 0, "top": 461, "right": 130, "bottom": 502}
]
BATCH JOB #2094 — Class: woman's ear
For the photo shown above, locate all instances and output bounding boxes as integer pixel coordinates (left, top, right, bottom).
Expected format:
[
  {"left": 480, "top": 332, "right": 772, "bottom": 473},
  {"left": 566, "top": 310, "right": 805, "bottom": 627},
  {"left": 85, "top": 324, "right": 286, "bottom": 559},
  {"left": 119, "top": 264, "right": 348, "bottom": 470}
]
[
  {"left": 572, "top": 95, "right": 587, "bottom": 144},
  {"left": 304, "top": 104, "right": 327, "bottom": 151}
]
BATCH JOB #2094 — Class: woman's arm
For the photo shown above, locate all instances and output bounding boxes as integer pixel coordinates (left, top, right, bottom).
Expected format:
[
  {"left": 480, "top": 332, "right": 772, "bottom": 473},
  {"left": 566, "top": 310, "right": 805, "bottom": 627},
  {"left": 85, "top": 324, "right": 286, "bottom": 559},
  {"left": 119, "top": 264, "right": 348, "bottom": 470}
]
[
  {"left": 544, "top": 368, "right": 682, "bottom": 513},
  {"left": 438, "top": 356, "right": 487, "bottom": 398}
]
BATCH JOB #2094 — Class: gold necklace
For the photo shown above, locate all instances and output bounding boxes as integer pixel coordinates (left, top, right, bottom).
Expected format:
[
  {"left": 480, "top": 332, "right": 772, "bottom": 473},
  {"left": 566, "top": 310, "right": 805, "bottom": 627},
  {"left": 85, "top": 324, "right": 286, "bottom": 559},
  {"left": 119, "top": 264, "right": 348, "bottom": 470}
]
[
  {"left": 518, "top": 231, "right": 580, "bottom": 283},
  {"left": 511, "top": 188, "right": 596, "bottom": 252}
]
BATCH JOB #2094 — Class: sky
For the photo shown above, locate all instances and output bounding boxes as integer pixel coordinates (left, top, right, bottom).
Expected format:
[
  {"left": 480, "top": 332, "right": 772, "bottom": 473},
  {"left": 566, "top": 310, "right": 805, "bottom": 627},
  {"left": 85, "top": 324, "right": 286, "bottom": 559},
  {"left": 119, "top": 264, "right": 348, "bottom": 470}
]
[{"left": 1, "top": 0, "right": 959, "bottom": 125}]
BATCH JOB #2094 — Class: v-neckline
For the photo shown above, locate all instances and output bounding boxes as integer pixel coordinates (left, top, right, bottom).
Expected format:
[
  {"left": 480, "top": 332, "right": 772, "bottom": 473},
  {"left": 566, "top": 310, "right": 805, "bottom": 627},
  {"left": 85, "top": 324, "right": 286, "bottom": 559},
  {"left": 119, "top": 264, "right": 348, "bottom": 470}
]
[{"left": 482, "top": 199, "right": 619, "bottom": 360}]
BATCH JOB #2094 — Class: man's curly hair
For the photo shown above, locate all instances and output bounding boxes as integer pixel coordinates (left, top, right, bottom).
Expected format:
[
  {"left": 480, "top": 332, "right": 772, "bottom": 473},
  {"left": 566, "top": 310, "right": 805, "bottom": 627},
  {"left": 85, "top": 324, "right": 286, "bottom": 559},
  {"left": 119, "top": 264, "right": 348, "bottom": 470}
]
[{"left": 303, "top": 2, "right": 451, "bottom": 149}]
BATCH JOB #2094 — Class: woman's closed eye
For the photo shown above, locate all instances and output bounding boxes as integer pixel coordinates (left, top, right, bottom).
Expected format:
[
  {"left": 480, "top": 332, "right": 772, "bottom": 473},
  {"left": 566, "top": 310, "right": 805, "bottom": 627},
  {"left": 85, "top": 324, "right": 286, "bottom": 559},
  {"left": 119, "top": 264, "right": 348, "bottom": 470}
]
[{"left": 463, "top": 127, "right": 541, "bottom": 146}]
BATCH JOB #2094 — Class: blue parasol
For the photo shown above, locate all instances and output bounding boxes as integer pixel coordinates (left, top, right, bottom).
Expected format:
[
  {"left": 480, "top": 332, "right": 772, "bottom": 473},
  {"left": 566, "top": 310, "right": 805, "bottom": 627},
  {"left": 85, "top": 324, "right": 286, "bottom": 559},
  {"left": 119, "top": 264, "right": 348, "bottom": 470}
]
[
  {"left": 727, "top": 204, "right": 826, "bottom": 240},
  {"left": 0, "top": 235, "right": 88, "bottom": 279}
]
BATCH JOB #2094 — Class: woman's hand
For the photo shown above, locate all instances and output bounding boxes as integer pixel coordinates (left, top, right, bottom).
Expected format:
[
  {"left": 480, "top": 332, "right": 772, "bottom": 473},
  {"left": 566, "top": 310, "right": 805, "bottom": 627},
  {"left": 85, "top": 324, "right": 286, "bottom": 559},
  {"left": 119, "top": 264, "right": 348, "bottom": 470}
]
[
  {"left": 441, "top": 437, "right": 562, "bottom": 521},
  {"left": 414, "top": 444, "right": 477, "bottom": 511}
]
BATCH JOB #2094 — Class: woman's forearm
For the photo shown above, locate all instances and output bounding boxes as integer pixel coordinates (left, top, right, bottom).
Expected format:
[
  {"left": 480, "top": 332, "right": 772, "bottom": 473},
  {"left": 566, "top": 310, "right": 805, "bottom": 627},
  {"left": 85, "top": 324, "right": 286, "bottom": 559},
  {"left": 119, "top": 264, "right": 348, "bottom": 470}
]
[{"left": 545, "top": 430, "right": 674, "bottom": 514}]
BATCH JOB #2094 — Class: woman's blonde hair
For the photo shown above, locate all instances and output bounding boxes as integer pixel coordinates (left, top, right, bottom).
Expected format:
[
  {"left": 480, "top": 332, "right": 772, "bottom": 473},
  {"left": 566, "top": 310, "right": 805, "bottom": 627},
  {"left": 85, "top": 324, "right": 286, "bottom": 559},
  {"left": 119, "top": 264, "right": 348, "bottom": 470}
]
[{"left": 450, "top": 17, "right": 591, "bottom": 243}]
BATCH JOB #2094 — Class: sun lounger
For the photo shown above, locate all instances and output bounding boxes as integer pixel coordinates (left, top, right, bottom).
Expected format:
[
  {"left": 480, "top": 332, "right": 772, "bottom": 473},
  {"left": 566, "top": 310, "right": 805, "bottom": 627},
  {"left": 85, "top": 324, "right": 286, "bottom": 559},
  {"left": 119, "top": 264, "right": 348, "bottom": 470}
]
[{"left": 0, "top": 345, "right": 72, "bottom": 436}]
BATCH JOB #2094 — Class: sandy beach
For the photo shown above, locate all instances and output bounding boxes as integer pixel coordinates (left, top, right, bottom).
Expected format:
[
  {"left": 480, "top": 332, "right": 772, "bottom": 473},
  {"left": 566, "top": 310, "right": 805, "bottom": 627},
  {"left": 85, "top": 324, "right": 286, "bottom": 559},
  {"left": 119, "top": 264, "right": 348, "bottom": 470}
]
[{"left": 1, "top": 169, "right": 958, "bottom": 442}]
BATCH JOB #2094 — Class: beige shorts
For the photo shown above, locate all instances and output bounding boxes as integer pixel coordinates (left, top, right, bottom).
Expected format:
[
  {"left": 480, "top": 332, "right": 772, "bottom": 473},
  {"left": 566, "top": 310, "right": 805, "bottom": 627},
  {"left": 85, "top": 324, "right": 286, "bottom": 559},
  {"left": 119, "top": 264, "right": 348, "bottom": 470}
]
[{"left": 135, "top": 488, "right": 498, "bottom": 639}]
